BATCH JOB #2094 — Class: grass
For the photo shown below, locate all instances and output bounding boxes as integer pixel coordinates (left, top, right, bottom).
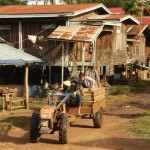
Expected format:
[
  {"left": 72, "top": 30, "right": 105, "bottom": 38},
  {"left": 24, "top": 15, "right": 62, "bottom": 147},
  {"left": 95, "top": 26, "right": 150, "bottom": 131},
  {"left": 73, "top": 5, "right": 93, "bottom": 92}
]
[
  {"left": 107, "top": 80, "right": 150, "bottom": 141},
  {"left": 127, "top": 115, "right": 150, "bottom": 141},
  {"left": 106, "top": 80, "right": 150, "bottom": 104},
  {"left": 0, "top": 98, "right": 48, "bottom": 134},
  {"left": 0, "top": 116, "right": 31, "bottom": 134},
  {"left": 29, "top": 98, "right": 48, "bottom": 111}
]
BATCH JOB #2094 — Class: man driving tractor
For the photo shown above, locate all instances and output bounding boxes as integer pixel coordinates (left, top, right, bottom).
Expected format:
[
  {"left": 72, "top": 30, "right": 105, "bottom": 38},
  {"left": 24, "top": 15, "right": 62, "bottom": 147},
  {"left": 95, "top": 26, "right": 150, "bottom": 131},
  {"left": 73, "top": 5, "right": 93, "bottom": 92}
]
[{"left": 62, "top": 78, "right": 84, "bottom": 117}]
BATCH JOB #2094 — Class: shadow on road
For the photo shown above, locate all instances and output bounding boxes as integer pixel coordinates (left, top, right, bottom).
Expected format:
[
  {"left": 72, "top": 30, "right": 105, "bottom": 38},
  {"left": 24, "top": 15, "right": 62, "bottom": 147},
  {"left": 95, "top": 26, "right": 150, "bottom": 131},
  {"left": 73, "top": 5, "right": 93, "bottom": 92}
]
[
  {"left": 70, "top": 123, "right": 94, "bottom": 128},
  {"left": 72, "top": 137, "right": 150, "bottom": 150}
]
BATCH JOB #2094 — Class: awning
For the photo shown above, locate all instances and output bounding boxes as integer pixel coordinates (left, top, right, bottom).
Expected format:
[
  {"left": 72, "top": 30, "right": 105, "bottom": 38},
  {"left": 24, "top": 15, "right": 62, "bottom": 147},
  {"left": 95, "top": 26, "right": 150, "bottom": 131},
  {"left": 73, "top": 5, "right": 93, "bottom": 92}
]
[
  {"left": 0, "top": 43, "right": 44, "bottom": 65},
  {"left": 47, "top": 25, "right": 103, "bottom": 43},
  {"left": 126, "top": 58, "right": 137, "bottom": 64}
]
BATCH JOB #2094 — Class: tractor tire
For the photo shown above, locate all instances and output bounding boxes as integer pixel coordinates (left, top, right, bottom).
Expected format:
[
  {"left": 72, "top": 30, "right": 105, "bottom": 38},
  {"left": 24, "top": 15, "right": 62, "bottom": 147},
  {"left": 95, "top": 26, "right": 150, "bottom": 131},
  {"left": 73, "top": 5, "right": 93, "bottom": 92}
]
[
  {"left": 93, "top": 109, "right": 103, "bottom": 128},
  {"left": 59, "top": 114, "right": 69, "bottom": 144},
  {"left": 30, "top": 112, "right": 40, "bottom": 143}
]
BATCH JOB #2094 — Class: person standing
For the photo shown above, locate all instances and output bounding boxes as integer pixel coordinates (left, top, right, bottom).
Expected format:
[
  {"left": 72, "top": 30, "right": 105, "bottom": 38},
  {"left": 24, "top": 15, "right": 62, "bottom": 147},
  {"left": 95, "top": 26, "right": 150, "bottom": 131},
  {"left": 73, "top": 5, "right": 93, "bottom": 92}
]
[{"left": 78, "top": 73, "right": 95, "bottom": 88}]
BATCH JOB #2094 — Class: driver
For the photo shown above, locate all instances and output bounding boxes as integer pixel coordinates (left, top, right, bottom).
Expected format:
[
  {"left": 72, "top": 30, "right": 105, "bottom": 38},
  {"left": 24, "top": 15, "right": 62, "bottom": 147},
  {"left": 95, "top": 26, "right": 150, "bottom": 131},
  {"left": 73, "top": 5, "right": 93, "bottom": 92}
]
[{"left": 62, "top": 78, "right": 84, "bottom": 117}]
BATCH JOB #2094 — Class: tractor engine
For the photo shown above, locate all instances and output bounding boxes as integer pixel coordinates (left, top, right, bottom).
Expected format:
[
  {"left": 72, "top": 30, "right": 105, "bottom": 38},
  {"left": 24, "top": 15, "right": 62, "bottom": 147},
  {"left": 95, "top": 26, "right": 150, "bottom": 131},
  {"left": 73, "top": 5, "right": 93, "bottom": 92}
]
[{"left": 39, "top": 105, "right": 55, "bottom": 133}]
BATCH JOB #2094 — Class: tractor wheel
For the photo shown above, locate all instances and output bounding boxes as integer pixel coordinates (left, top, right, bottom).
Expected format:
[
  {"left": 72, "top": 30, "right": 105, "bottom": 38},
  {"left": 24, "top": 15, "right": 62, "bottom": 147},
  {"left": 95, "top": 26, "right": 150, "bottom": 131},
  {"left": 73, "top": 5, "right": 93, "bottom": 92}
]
[
  {"left": 59, "top": 114, "right": 69, "bottom": 144},
  {"left": 30, "top": 112, "right": 40, "bottom": 143},
  {"left": 93, "top": 109, "right": 103, "bottom": 128}
]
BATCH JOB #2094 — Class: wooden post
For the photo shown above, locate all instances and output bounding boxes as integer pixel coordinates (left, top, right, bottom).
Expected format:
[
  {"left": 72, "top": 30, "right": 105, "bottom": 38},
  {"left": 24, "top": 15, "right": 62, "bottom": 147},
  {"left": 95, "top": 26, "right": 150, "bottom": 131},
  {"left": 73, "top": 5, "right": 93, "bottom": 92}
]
[
  {"left": 61, "top": 42, "right": 65, "bottom": 88},
  {"left": 49, "top": 64, "right": 51, "bottom": 84},
  {"left": 125, "top": 65, "right": 128, "bottom": 79},
  {"left": 82, "top": 43, "right": 85, "bottom": 73},
  {"left": 103, "top": 66, "right": 106, "bottom": 84},
  {"left": 25, "top": 63, "right": 29, "bottom": 109},
  {"left": 19, "top": 21, "right": 22, "bottom": 49}
]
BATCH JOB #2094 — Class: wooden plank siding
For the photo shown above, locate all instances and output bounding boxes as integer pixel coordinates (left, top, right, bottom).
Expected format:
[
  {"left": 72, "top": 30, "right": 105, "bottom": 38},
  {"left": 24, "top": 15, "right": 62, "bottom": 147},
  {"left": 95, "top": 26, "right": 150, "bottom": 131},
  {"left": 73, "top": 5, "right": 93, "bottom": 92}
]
[
  {"left": 96, "top": 24, "right": 127, "bottom": 67},
  {"left": 0, "top": 18, "right": 66, "bottom": 53},
  {"left": 113, "top": 24, "right": 127, "bottom": 65},
  {"left": 127, "top": 35, "right": 146, "bottom": 63}
]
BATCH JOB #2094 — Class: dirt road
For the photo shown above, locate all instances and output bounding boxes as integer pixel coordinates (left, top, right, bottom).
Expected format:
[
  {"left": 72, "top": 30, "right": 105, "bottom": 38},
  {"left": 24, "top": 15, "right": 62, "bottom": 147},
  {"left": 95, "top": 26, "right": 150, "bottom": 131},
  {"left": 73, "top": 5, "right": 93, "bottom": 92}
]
[{"left": 0, "top": 93, "right": 150, "bottom": 150}]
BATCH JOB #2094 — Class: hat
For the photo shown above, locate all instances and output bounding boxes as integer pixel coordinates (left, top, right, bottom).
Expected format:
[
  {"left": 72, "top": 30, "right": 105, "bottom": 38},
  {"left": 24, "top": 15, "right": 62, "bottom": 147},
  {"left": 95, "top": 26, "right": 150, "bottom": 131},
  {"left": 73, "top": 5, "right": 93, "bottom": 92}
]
[
  {"left": 63, "top": 80, "right": 71, "bottom": 86},
  {"left": 70, "top": 78, "right": 79, "bottom": 84}
]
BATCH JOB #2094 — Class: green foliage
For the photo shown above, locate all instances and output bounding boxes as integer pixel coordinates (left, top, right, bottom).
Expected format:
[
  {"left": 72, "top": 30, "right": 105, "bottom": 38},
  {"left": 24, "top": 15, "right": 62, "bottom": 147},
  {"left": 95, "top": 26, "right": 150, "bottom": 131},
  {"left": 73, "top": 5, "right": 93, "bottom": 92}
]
[
  {"left": 109, "top": 85, "right": 131, "bottom": 95},
  {"left": 127, "top": 115, "right": 150, "bottom": 141},
  {"left": 123, "top": 0, "right": 142, "bottom": 15},
  {"left": 0, "top": 0, "right": 26, "bottom": 5},
  {"left": 29, "top": 99, "right": 47, "bottom": 111},
  {"left": 106, "top": 80, "right": 149, "bottom": 104},
  {"left": 72, "top": 0, "right": 126, "bottom": 7}
]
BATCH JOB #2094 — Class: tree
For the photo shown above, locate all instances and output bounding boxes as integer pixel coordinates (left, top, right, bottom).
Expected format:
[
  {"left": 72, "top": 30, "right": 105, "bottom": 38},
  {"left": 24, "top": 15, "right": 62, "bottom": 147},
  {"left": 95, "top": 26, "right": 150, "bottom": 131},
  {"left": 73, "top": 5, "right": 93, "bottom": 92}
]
[
  {"left": 0, "top": 0, "right": 26, "bottom": 5},
  {"left": 74, "top": 0, "right": 124, "bottom": 7},
  {"left": 123, "top": 0, "right": 141, "bottom": 16}
]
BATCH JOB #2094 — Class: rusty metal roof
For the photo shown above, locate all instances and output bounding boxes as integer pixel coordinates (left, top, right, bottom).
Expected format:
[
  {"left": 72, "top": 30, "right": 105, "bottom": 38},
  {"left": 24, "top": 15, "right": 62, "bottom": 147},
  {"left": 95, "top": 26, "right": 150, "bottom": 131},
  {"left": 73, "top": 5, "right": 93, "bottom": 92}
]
[
  {"left": 127, "top": 25, "right": 148, "bottom": 35},
  {"left": 109, "top": 6, "right": 150, "bottom": 15},
  {"left": 109, "top": 7, "right": 125, "bottom": 15},
  {"left": 136, "top": 17, "right": 150, "bottom": 26},
  {"left": 0, "top": 4, "right": 111, "bottom": 18},
  {"left": 47, "top": 25, "right": 103, "bottom": 42},
  {"left": 88, "top": 14, "right": 139, "bottom": 24}
]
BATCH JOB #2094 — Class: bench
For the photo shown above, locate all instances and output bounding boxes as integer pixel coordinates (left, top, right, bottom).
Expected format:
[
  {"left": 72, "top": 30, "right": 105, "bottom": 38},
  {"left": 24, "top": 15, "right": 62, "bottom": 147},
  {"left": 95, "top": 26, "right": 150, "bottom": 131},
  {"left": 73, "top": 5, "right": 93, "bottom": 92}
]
[{"left": 3, "top": 94, "right": 25, "bottom": 111}]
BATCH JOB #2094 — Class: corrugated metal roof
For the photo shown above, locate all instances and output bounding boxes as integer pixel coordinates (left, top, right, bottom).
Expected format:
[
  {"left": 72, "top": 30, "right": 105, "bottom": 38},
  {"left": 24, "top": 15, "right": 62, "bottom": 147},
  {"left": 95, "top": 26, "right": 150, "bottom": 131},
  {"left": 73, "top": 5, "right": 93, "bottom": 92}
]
[
  {"left": 127, "top": 25, "right": 148, "bottom": 35},
  {"left": 136, "top": 17, "right": 150, "bottom": 26},
  {"left": 0, "top": 43, "right": 44, "bottom": 64},
  {"left": 109, "top": 6, "right": 150, "bottom": 15},
  {"left": 88, "top": 14, "right": 139, "bottom": 24},
  {"left": 48, "top": 25, "right": 103, "bottom": 42},
  {"left": 109, "top": 7, "right": 125, "bottom": 15},
  {"left": 0, "top": 4, "right": 111, "bottom": 16}
]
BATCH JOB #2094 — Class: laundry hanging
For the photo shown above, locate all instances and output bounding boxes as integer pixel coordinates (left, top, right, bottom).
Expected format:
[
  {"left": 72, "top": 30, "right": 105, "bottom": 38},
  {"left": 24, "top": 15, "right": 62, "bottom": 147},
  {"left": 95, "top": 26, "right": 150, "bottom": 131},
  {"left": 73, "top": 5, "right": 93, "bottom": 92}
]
[{"left": 28, "top": 35, "right": 37, "bottom": 43}]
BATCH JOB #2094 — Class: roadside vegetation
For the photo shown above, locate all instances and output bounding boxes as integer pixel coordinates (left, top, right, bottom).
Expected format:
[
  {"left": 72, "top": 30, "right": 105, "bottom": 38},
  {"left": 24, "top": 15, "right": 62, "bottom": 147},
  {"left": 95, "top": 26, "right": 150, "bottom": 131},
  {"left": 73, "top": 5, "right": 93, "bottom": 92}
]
[
  {"left": 127, "top": 115, "right": 150, "bottom": 141},
  {"left": 0, "top": 98, "right": 47, "bottom": 133},
  {"left": 0, "top": 115, "right": 30, "bottom": 134},
  {"left": 106, "top": 80, "right": 150, "bottom": 104},
  {"left": 107, "top": 80, "right": 150, "bottom": 141}
]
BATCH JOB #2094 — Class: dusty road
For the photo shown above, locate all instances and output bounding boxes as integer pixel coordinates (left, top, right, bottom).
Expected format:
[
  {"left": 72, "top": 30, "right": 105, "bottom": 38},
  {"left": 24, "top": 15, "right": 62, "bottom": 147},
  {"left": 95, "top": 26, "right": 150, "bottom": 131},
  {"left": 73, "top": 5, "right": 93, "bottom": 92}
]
[{"left": 0, "top": 93, "right": 150, "bottom": 150}]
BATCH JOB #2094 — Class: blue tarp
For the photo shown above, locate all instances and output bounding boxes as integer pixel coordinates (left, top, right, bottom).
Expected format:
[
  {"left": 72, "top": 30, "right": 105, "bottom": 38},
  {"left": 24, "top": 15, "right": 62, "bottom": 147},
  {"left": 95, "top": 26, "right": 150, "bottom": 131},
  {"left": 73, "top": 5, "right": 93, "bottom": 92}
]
[{"left": 0, "top": 43, "right": 44, "bottom": 64}]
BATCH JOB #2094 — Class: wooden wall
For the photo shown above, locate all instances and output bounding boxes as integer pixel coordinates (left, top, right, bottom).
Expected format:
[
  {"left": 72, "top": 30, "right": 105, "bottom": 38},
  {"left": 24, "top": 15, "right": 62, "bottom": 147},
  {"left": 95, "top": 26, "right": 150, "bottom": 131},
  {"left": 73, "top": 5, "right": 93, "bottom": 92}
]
[
  {"left": 96, "top": 24, "right": 127, "bottom": 67},
  {"left": 127, "top": 35, "right": 146, "bottom": 63},
  {"left": 0, "top": 18, "right": 66, "bottom": 56},
  {"left": 113, "top": 24, "right": 127, "bottom": 65},
  {"left": 70, "top": 11, "right": 98, "bottom": 22}
]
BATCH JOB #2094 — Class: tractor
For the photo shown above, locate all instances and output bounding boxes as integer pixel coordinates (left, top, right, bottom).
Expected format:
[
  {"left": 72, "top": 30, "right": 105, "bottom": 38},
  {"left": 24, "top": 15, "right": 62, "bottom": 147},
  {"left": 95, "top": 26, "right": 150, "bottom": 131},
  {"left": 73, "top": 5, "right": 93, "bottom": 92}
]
[{"left": 30, "top": 87, "right": 106, "bottom": 144}]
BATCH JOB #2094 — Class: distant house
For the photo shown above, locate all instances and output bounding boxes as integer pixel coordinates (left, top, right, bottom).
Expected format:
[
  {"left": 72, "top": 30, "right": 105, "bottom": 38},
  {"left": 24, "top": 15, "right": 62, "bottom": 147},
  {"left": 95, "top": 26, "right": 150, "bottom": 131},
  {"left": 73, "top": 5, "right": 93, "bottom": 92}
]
[
  {"left": 136, "top": 16, "right": 150, "bottom": 26},
  {"left": 109, "top": 6, "right": 150, "bottom": 16},
  {"left": 0, "top": 4, "right": 110, "bottom": 51},
  {"left": 47, "top": 14, "right": 140, "bottom": 84},
  {"left": 109, "top": 7, "right": 125, "bottom": 15},
  {"left": 127, "top": 24, "right": 149, "bottom": 64},
  {"left": 0, "top": 3, "right": 111, "bottom": 86},
  {"left": 136, "top": 17, "right": 150, "bottom": 67},
  {"left": 87, "top": 14, "right": 139, "bottom": 65}
]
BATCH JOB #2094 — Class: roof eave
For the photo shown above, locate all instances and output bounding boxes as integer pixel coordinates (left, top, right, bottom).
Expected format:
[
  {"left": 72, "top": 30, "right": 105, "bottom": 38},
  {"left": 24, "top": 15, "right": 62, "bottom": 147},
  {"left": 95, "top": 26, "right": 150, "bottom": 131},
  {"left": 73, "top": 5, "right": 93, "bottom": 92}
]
[
  {"left": 138, "top": 24, "right": 149, "bottom": 36},
  {"left": 120, "top": 16, "right": 140, "bottom": 25},
  {"left": 0, "top": 13, "right": 74, "bottom": 19},
  {"left": 0, "top": 4, "right": 111, "bottom": 19},
  {"left": 70, "top": 3, "right": 111, "bottom": 16}
]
